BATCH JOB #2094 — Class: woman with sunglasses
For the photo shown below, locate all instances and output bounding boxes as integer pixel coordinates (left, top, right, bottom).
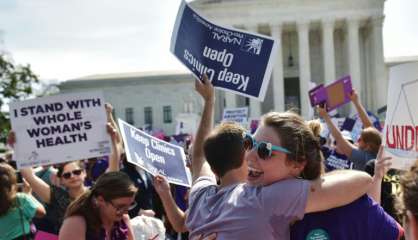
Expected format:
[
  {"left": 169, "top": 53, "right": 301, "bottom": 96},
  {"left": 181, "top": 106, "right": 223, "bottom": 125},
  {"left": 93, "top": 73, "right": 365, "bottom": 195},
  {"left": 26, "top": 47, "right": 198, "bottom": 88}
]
[
  {"left": 185, "top": 75, "right": 372, "bottom": 240},
  {"left": 59, "top": 171, "right": 137, "bottom": 240}
]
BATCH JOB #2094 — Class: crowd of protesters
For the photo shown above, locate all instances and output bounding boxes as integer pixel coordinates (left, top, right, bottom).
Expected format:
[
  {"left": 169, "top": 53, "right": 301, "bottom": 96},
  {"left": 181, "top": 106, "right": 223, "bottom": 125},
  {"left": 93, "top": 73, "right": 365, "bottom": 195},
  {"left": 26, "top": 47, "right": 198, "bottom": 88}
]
[{"left": 0, "top": 75, "right": 418, "bottom": 240}]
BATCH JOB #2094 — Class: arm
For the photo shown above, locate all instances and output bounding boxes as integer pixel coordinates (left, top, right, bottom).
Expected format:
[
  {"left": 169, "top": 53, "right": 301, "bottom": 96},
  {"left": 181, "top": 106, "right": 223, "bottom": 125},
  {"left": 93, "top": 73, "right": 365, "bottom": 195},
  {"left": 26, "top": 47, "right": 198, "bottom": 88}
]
[
  {"left": 367, "top": 146, "right": 392, "bottom": 204},
  {"left": 305, "top": 169, "right": 372, "bottom": 213},
  {"left": 192, "top": 75, "right": 216, "bottom": 182},
  {"left": 59, "top": 216, "right": 87, "bottom": 240},
  {"left": 153, "top": 175, "right": 187, "bottom": 233},
  {"left": 317, "top": 105, "right": 356, "bottom": 157},
  {"left": 107, "top": 122, "right": 122, "bottom": 172},
  {"left": 21, "top": 180, "right": 46, "bottom": 218},
  {"left": 20, "top": 167, "right": 52, "bottom": 204},
  {"left": 350, "top": 89, "right": 373, "bottom": 129}
]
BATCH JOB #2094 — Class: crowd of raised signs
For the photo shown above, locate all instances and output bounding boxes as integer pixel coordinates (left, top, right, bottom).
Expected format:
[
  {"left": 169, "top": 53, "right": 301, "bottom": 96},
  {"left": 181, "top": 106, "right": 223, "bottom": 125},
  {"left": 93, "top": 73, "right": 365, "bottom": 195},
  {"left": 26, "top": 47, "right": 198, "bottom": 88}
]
[{"left": 1, "top": 81, "right": 418, "bottom": 240}]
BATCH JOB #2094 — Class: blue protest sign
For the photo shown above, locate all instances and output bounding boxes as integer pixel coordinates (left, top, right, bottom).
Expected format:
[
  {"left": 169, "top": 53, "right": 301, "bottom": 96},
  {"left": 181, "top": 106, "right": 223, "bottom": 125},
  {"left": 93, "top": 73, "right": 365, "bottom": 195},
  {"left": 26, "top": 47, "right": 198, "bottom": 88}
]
[
  {"left": 118, "top": 119, "right": 191, "bottom": 187},
  {"left": 325, "top": 150, "right": 353, "bottom": 172},
  {"left": 170, "top": 0, "right": 277, "bottom": 101}
]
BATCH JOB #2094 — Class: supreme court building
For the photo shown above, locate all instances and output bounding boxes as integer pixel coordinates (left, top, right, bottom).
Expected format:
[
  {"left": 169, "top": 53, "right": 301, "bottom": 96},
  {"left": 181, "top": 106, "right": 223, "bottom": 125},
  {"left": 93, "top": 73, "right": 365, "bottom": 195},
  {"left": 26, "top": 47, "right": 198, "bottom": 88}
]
[{"left": 60, "top": 0, "right": 391, "bottom": 135}]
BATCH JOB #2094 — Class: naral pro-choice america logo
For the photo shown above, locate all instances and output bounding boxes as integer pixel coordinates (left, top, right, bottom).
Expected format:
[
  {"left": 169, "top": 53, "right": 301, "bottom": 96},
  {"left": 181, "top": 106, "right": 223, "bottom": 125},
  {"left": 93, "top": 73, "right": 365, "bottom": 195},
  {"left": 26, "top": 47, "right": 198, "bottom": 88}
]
[
  {"left": 241, "top": 35, "right": 263, "bottom": 55},
  {"left": 211, "top": 27, "right": 264, "bottom": 55}
]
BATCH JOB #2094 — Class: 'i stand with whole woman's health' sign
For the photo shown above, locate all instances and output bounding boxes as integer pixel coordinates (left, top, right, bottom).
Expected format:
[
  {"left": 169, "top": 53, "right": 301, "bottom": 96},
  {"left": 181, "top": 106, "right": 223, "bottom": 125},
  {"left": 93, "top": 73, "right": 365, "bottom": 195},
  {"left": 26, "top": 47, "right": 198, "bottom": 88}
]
[
  {"left": 170, "top": 0, "right": 277, "bottom": 101},
  {"left": 9, "top": 91, "right": 111, "bottom": 169}
]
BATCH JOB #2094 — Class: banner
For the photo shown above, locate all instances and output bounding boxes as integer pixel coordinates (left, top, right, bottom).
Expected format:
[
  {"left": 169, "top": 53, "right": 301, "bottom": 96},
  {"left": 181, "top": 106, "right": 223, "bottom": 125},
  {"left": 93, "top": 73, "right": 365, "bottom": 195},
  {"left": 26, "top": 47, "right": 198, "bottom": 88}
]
[
  {"left": 9, "top": 92, "right": 111, "bottom": 168},
  {"left": 118, "top": 119, "right": 191, "bottom": 187},
  {"left": 383, "top": 62, "right": 418, "bottom": 170},
  {"left": 170, "top": 0, "right": 277, "bottom": 100},
  {"left": 222, "top": 107, "right": 248, "bottom": 124}
]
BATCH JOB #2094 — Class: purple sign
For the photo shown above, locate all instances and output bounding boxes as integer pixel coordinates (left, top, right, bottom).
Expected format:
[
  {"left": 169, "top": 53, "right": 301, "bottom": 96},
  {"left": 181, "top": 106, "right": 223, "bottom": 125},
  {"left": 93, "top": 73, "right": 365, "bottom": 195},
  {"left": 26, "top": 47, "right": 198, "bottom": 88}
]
[{"left": 309, "top": 76, "right": 353, "bottom": 111}]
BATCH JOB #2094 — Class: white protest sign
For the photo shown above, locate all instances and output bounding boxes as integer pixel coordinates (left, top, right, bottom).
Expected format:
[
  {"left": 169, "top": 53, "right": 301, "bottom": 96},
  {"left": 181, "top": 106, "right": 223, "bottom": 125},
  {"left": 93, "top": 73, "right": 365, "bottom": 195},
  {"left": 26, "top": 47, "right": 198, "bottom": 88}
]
[
  {"left": 222, "top": 107, "right": 248, "bottom": 124},
  {"left": 383, "top": 62, "right": 418, "bottom": 170},
  {"left": 9, "top": 92, "right": 111, "bottom": 168},
  {"left": 118, "top": 119, "right": 191, "bottom": 187}
]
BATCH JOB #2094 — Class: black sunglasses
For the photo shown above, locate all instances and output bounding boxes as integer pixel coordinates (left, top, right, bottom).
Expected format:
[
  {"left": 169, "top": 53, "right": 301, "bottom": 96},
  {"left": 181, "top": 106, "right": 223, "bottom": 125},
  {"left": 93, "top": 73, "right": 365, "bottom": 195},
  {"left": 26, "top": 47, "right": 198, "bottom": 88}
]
[
  {"left": 243, "top": 133, "right": 290, "bottom": 160},
  {"left": 61, "top": 169, "right": 83, "bottom": 179}
]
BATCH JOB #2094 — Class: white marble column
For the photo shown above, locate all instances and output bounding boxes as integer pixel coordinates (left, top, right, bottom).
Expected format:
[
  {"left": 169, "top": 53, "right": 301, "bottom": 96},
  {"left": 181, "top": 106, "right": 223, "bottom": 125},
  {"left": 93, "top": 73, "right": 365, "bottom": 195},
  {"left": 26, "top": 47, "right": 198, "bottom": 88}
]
[
  {"left": 223, "top": 23, "right": 237, "bottom": 110},
  {"left": 270, "top": 24, "right": 285, "bottom": 112},
  {"left": 247, "top": 25, "right": 262, "bottom": 118},
  {"left": 297, "top": 20, "right": 311, "bottom": 118},
  {"left": 322, "top": 18, "right": 336, "bottom": 85},
  {"left": 371, "top": 15, "right": 386, "bottom": 111},
  {"left": 224, "top": 92, "right": 237, "bottom": 109},
  {"left": 347, "top": 17, "right": 362, "bottom": 102}
]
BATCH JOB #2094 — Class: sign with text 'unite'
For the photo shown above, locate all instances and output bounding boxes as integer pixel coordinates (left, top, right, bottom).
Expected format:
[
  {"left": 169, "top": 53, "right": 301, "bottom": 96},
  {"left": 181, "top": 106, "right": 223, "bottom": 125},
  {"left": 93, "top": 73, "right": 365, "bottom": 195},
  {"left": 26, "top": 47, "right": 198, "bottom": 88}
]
[{"left": 383, "top": 62, "right": 418, "bottom": 170}]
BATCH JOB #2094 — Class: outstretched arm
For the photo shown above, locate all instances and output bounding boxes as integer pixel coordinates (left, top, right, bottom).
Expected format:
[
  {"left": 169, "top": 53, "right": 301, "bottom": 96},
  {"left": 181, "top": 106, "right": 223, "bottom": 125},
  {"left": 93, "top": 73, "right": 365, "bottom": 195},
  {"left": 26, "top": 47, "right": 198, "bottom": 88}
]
[
  {"left": 153, "top": 175, "right": 188, "bottom": 233},
  {"left": 192, "top": 75, "right": 216, "bottom": 182},
  {"left": 350, "top": 89, "right": 373, "bottom": 128},
  {"left": 305, "top": 169, "right": 372, "bottom": 213},
  {"left": 317, "top": 105, "right": 356, "bottom": 157},
  {"left": 107, "top": 122, "right": 122, "bottom": 172}
]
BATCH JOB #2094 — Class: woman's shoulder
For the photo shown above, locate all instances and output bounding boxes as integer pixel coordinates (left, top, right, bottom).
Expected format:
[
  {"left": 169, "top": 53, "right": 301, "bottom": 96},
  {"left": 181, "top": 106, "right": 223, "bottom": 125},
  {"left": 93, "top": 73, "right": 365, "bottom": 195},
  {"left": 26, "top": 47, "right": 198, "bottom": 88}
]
[
  {"left": 64, "top": 215, "right": 86, "bottom": 224},
  {"left": 62, "top": 215, "right": 87, "bottom": 230},
  {"left": 60, "top": 216, "right": 87, "bottom": 239}
]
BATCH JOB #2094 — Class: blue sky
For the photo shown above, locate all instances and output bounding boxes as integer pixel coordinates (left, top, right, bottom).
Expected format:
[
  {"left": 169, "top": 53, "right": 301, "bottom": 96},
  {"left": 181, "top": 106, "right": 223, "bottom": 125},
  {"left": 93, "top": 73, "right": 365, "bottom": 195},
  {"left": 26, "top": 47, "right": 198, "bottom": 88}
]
[{"left": 0, "top": 0, "right": 417, "bottom": 82}]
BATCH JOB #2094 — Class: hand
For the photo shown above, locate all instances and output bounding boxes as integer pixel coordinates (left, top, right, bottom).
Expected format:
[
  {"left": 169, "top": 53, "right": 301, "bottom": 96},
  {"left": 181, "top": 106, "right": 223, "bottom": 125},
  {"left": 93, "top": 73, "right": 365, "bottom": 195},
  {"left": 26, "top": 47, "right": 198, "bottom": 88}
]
[
  {"left": 349, "top": 89, "right": 359, "bottom": 104},
  {"left": 7, "top": 131, "right": 16, "bottom": 148},
  {"left": 316, "top": 104, "right": 328, "bottom": 118},
  {"left": 153, "top": 175, "right": 171, "bottom": 197},
  {"left": 105, "top": 103, "right": 113, "bottom": 115},
  {"left": 374, "top": 146, "right": 392, "bottom": 180},
  {"left": 107, "top": 122, "right": 119, "bottom": 141},
  {"left": 195, "top": 74, "right": 214, "bottom": 102}
]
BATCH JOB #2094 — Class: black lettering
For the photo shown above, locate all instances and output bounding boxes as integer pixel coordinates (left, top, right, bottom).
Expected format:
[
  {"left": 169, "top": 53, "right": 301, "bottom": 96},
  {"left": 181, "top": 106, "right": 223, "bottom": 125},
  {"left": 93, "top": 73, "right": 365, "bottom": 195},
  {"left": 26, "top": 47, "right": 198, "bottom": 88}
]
[
  {"left": 66, "top": 100, "right": 80, "bottom": 110},
  {"left": 33, "top": 115, "right": 47, "bottom": 125},
  {"left": 84, "top": 121, "right": 92, "bottom": 130},
  {"left": 27, "top": 128, "right": 41, "bottom": 138}
]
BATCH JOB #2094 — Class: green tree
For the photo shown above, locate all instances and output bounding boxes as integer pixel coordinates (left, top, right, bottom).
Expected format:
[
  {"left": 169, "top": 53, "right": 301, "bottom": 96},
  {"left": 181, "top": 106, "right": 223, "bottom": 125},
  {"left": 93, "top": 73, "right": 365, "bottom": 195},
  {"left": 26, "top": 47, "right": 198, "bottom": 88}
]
[{"left": 0, "top": 54, "right": 38, "bottom": 144}]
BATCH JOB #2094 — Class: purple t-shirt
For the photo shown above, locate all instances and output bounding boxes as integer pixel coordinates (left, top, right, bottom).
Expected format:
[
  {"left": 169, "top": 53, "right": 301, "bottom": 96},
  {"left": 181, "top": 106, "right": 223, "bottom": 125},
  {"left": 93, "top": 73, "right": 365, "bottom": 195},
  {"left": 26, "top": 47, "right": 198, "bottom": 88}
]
[
  {"left": 290, "top": 195, "right": 403, "bottom": 240},
  {"left": 186, "top": 176, "right": 310, "bottom": 240}
]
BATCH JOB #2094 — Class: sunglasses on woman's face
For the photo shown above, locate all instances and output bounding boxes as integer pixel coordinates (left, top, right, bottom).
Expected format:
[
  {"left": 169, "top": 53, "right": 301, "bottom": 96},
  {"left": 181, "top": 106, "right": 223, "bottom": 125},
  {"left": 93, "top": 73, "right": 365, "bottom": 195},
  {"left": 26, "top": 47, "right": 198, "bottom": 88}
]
[
  {"left": 61, "top": 169, "right": 83, "bottom": 179},
  {"left": 243, "top": 133, "right": 290, "bottom": 160}
]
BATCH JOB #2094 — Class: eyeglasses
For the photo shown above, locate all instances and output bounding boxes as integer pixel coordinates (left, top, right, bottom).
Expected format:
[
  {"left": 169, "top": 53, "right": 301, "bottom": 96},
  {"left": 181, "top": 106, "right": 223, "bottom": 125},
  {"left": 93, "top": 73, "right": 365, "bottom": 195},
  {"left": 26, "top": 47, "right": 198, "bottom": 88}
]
[
  {"left": 243, "top": 133, "right": 290, "bottom": 159},
  {"left": 61, "top": 169, "right": 83, "bottom": 179},
  {"left": 107, "top": 200, "right": 137, "bottom": 214}
]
